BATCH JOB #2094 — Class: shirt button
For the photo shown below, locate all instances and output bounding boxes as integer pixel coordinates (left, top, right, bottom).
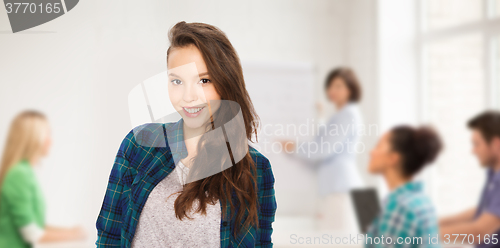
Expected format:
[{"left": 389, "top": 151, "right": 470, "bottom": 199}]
[{"left": 222, "top": 221, "right": 228, "bottom": 227}]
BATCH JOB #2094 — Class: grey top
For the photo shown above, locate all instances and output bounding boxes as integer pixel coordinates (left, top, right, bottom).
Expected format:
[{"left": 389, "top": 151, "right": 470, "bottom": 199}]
[{"left": 131, "top": 161, "right": 221, "bottom": 248}]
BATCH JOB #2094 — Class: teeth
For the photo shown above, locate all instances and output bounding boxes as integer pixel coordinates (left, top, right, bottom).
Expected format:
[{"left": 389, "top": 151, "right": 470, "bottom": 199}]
[{"left": 184, "top": 107, "right": 203, "bottom": 114}]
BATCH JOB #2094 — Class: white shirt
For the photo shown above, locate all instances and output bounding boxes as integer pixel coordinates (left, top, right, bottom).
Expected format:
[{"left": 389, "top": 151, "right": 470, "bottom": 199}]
[{"left": 294, "top": 102, "right": 365, "bottom": 195}]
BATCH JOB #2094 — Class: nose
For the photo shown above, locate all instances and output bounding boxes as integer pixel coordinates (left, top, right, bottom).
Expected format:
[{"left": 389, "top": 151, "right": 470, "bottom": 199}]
[{"left": 183, "top": 81, "right": 199, "bottom": 103}]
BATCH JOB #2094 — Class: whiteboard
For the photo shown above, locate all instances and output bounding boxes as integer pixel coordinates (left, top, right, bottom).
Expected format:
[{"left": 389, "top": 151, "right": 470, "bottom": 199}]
[{"left": 242, "top": 60, "right": 318, "bottom": 216}]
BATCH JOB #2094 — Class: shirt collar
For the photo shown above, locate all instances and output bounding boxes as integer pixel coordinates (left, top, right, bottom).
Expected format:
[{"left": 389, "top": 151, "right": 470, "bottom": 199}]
[
  {"left": 389, "top": 181, "right": 423, "bottom": 198},
  {"left": 19, "top": 159, "right": 31, "bottom": 167},
  {"left": 165, "top": 119, "right": 188, "bottom": 163},
  {"left": 336, "top": 102, "right": 350, "bottom": 112},
  {"left": 487, "top": 168, "right": 500, "bottom": 183}
]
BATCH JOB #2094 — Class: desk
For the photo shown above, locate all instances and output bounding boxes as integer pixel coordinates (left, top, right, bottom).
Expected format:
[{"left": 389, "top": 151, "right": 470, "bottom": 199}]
[{"left": 35, "top": 240, "right": 94, "bottom": 248}]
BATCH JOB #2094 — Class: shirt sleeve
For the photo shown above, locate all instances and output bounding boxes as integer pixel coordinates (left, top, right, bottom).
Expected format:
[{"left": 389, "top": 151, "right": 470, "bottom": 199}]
[
  {"left": 96, "top": 130, "right": 137, "bottom": 247},
  {"left": 19, "top": 222, "right": 45, "bottom": 244},
  {"left": 2, "top": 167, "right": 38, "bottom": 229},
  {"left": 256, "top": 156, "right": 277, "bottom": 247},
  {"left": 483, "top": 183, "right": 500, "bottom": 218}
]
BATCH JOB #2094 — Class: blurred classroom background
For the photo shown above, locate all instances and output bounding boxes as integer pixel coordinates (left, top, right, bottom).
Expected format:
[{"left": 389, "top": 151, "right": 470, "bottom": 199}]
[{"left": 0, "top": 0, "right": 498, "bottom": 247}]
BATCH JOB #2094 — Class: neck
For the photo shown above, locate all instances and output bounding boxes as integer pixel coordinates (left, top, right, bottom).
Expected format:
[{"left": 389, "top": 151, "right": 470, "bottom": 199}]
[
  {"left": 181, "top": 122, "right": 207, "bottom": 168},
  {"left": 28, "top": 157, "right": 39, "bottom": 167},
  {"left": 336, "top": 101, "right": 347, "bottom": 110},
  {"left": 383, "top": 169, "right": 410, "bottom": 191},
  {"left": 182, "top": 121, "right": 207, "bottom": 139},
  {"left": 493, "top": 158, "right": 500, "bottom": 172}
]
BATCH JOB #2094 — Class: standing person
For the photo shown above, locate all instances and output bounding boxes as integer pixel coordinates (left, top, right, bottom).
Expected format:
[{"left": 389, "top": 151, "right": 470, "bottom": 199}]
[
  {"left": 96, "top": 21, "right": 277, "bottom": 248},
  {"left": 281, "top": 67, "right": 365, "bottom": 232},
  {"left": 366, "top": 125, "right": 443, "bottom": 248},
  {"left": 0, "top": 110, "right": 85, "bottom": 248},
  {"left": 440, "top": 111, "right": 500, "bottom": 247}
]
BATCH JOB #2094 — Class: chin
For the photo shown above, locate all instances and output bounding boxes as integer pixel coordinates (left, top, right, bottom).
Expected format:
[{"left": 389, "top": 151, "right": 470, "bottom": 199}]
[
  {"left": 481, "top": 159, "right": 496, "bottom": 168},
  {"left": 183, "top": 120, "right": 206, "bottom": 130},
  {"left": 182, "top": 114, "right": 211, "bottom": 130}
]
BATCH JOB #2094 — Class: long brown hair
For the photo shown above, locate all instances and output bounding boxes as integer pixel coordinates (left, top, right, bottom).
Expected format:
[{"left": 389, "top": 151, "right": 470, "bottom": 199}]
[{"left": 166, "top": 22, "right": 260, "bottom": 236}]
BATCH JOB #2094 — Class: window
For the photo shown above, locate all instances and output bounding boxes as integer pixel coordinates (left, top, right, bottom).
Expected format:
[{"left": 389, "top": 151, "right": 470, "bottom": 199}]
[
  {"left": 493, "top": 37, "right": 500, "bottom": 107},
  {"left": 424, "top": 0, "right": 483, "bottom": 30},
  {"left": 420, "top": 0, "right": 500, "bottom": 215},
  {"left": 490, "top": 0, "right": 500, "bottom": 17}
]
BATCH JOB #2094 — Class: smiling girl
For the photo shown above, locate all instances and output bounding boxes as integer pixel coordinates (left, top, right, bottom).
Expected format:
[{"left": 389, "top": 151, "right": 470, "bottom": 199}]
[{"left": 96, "top": 22, "right": 277, "bottom": 248}]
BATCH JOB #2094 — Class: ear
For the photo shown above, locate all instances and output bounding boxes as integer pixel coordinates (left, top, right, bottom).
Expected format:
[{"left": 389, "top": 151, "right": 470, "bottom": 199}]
[
  {"left": 492, "top": 137, "right": 500, "bottom": 153},
  {"left": 387, "top": 151, "right": 401, "bottom": 169}
]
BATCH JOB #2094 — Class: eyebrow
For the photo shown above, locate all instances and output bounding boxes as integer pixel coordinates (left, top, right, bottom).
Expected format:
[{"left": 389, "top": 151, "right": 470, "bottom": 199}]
[{"left": 168, "top": 72, "right": 209, "bottom": 78}]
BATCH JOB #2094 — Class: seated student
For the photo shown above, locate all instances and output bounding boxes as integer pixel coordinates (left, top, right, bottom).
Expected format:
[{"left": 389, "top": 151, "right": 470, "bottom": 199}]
[
  {"left": 366, "top": 125, "right": 443, "bottom": 248},
  {"left": 439, "top": 111, "right": 500, "bottom": 248},
  {"left": 0, "top": 111, "right": 86, "bottom": 248}
]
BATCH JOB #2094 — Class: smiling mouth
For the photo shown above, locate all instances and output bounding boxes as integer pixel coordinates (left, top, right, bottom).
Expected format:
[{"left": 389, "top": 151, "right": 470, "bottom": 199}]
[{"left": 183, "top": 106, "right": 205, "bottom": 114}]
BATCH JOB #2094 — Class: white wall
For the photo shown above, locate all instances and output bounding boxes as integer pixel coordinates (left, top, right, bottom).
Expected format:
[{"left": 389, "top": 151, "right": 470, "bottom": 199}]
[
  {"left": 376, "top": 0, "right": 421, "bottom": 197},
  {"left": 377, "top": 0, "right": 419, "bottom": 131},
  {"left": 344, "top": 0, "right": 379, "bottom": 187}
]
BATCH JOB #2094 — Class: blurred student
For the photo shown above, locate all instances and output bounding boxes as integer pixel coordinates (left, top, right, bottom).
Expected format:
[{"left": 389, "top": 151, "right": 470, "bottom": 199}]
[
  {"left": 440, "top": 111, "right": 500, "bottom": 247},
  {"left": 0, "top": 111, "right": 85, "bottom": 248},
  {"left": 366, "top": 125, "right": 442, "bottom": 248},
  {"left": 282, "top": 67, "right": 364, "bottom": 231}
]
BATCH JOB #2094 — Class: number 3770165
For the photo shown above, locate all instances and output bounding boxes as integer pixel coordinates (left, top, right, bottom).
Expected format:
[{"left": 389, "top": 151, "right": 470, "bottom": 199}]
[
  {"left": 5, "top": 3, "right": 62, "bottom": 14},
  {"left": 443, "top": 234, "right": 498, "bottom": 245}
]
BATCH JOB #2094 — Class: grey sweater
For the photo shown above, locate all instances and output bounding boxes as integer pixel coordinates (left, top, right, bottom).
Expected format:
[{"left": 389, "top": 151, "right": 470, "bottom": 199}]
[{"left": 131, "top": 161, "right": 221, "bottom": 248}]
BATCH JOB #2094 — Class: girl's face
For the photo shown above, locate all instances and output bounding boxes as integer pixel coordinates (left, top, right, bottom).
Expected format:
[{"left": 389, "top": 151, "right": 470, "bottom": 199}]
[
  {"left": 167, "top": 44, "right": 221, "bottom": 130},
  {"left": 368, "top": 132, "right": 399, "bottom": 174},
  {"left": 327, "top": 77, "right": 350, "bottom": 107}
]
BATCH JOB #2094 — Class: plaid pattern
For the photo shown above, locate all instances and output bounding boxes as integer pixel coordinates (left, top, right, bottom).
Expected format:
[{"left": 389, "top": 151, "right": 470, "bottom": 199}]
[
  {"left": 96, "top": 120, "right": 277, "bottom": 248},
  {"left": 366, "top": 181, "right": 440, "bottom": 248}
]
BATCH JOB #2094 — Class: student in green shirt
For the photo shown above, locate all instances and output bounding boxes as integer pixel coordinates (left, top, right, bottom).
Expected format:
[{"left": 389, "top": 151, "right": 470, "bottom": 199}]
[{"left": 0, "top": 110, "right": 85, "bottom": 248}]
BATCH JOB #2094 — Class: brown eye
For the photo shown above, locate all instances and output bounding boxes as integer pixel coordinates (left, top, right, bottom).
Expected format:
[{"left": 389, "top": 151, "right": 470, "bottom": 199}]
[{"left": 200, "top": 78, "right": 211, "bottom": 84}]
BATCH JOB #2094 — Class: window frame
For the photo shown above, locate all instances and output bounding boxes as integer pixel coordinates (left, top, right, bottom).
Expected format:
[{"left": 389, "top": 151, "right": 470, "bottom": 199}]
[{"left": 417, "top": 0, "right": 500, "bottom": 212}]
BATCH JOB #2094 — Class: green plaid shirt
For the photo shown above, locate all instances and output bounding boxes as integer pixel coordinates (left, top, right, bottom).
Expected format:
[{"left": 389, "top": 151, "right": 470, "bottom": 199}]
[
  {"left": 366, "top": 181, "right": 440, "bottom": 248},
  {"left": 96, "top": 121, "right": 277, "bottom": 247}
]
